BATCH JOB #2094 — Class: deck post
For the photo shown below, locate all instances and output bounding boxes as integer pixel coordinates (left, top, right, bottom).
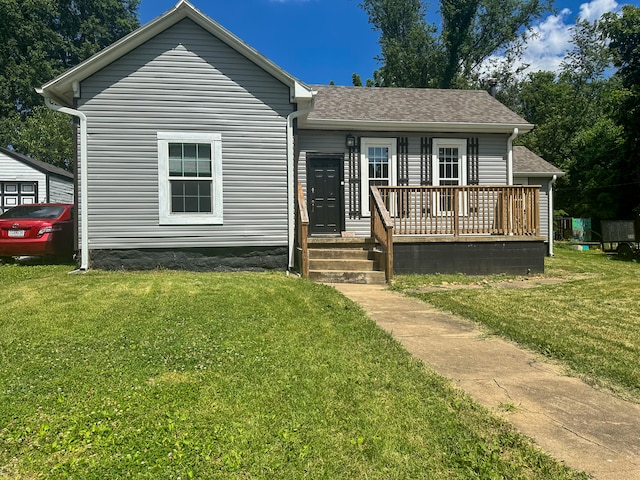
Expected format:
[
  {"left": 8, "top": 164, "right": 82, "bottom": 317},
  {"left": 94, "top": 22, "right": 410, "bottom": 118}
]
[
  {"left": 297, "top": 183, "right": 309, "bottom": 278},
  {"left": 453, "top": 188, "right": 460, "bottom": 236},
  {"left": 370, "top": 186, "right": 395, "bottom": 283}
]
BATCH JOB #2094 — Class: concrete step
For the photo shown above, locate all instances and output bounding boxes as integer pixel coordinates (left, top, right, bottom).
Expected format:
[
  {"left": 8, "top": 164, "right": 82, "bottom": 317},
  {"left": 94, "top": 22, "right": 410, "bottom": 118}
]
[
  {"left": 309, "top": 270, "right": 387, "bottom": 285},
  {"left": 309, "top": 258, "right": 377, "bottom": 271}
]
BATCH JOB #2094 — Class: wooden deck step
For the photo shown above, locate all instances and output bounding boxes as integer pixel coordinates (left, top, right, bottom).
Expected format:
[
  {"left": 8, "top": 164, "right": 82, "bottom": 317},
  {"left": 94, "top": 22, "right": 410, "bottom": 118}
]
[
  {"left": 309, "top": 270, "right": 387, "bottom": 285},
  {"left": 308, "top": 248, "right": 372, "bottom": 260},
  {"left": 309, "top": 258, "right": 377, "bottom": 271},
  {"left": 306, "top": 238, "right": 386, "bottom": 284}
]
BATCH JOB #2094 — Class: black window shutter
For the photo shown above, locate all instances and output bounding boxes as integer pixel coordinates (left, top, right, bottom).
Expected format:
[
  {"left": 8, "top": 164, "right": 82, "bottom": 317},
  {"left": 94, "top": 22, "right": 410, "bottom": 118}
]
[
  {"left": 397, "top": 137, "right": 409, "bottom": 186},
  {"left": 468, "top": 137, "right": 479, "bottom": 185},
  {"left": 348, "top": 139, "right": 361, "bottom": 219},
  {"left": 420, "top": 137, "right": 432, "bottom": 185}
]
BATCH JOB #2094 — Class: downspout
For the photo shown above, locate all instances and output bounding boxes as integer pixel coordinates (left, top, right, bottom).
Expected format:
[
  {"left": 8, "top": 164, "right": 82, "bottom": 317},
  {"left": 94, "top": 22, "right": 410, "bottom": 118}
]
[
  {"left": 548, "top": 175, "right": 558, "bottom": 256},
  {"left": 41, "top": 93, "right": 89, "bottom": 271},
  {"left": 286, "top": 96, "right": 316, "bottom": 271},
  {"left": 507, "top": 127, "right": 518, "bottom": 185}
]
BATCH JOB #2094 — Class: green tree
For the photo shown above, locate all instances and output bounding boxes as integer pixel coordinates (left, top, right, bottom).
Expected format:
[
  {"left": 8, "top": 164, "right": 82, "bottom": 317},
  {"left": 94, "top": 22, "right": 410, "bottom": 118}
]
[
  {"left": 360, "top": 0, "right": 442, "bottom": 87},
  {"left": 360, "top": 0, "right": 552, "bottom": 88},
  {"left": 3, "top": 106, "right": 74, "bottom": 169},
  {"left": 601, "top": 5, "right": 640, "bottom": 216},
  {"left": 496, "top": 16, "right": 631, "bottom": 219},
  {"left": 0, "top": 0, "right": 140, "bottom": 170},
  {"left": 561, "top": 19, "right": 611, "bottom": 83}
]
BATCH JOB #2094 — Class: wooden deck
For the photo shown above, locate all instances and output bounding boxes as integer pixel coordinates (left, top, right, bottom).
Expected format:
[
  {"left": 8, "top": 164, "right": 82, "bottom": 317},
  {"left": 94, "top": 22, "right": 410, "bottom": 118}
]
[{"left": 297, "top": 184, "right": 544, "bottom": 282}]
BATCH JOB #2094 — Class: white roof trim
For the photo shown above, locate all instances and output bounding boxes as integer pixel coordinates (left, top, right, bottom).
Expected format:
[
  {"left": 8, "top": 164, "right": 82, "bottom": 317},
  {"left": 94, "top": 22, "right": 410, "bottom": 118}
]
[
  {"left": 299, "top": 118, "right": 535, "bottom": 134},
  {"left": 40, "top": 0, "right": 313, "bottom": 106},
  {"left": 514, "top": 171, "right": 566, "bottom": 177}
]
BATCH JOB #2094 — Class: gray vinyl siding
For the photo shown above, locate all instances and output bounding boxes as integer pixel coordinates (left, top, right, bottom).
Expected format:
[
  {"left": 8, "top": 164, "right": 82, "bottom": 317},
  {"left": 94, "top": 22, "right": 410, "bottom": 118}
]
[
  {"left": 298, "top": 131, "right": 511, "bottom": 236},
  {"left": 478, "top": 135, "right": 508, "bottom": 184},
  {"left": 49, "top": 175, "right": 74, "bottom": 204},
  {"left": 515, "top": 176, "right": 551, "bottom": 243},
  {"left": 77, "top": 19, "right": 294, "bottom": 249}
]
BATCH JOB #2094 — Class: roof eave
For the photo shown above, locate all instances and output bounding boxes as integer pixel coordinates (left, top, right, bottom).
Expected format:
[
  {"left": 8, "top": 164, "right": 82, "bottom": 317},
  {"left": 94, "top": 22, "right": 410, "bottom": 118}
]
[
  {"left": 299, "top": 119, "right": 534, "bottom": 134},
  {"left": 515, "top": 171, "right": 566, "bottom": 177},
  {"left": 39, "top": 0, "right": 312, "bottom": 106},
  {"left": 0, "top": 146, "right": 74, "bottom": 179}
]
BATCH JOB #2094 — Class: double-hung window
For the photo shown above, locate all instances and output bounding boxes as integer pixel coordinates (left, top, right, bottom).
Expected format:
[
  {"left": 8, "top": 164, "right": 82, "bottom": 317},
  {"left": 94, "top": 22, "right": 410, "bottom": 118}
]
[
  {"left": 432, "top": 138, "right": 467, "bottom": 214},
  {"left": 157, "top": 132, "right": 222, "bottom": 225},
  {"left": 361, "top": 138, "right": 397, "bottom": 216}
]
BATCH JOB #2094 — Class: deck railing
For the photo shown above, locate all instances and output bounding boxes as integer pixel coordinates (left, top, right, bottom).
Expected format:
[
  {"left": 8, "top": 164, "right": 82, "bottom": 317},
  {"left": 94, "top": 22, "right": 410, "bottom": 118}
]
[
  {"left": 370, "top": 186, "right": 395, "bottom": 282},
  {"left": 296, "top": 182, "right": 309, "bottom": 278},
  {"left": 375, "top": 185, "right": 541, "bottom": 237}
]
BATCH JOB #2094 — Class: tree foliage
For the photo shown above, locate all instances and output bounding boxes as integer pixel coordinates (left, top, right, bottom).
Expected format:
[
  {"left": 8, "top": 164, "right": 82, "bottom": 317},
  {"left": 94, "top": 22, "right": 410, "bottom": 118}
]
[
  {"left": 360, "top": 0, "right": 552, "bottom": 88},
  {"left": 497, "top": 9, "right": 640, "bottom": 220},
  {"left": 360, "top": 0, "right": 441, "bottom": 87},
  {"left": 600, "top": 5, "right": 640, "bottom": 216},
  {"left": 0, "top": 0, "right": 140, "bottom": 170}
]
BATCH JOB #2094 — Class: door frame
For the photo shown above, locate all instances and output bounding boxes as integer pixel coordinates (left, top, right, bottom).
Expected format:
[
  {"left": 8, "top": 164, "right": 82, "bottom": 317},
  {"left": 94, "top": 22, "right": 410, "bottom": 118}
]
[
  {"left": 360, "top": 137, "right": 397, "bottom": 217},
  {"left": 306, "top": 153, "right": 345, "bottom": 236}
]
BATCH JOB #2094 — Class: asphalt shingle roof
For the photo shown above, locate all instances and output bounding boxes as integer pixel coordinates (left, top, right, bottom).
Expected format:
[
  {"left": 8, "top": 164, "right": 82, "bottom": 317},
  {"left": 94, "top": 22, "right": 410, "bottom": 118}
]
[
  {"left": 0, "top": 146, "right": 73, "bottom": 179},
  {"left": 513, "top": 146, "right": 564, "bottom": 176},
  {"left": 306, "top": 85, "right": 531, "bottom": 127}
]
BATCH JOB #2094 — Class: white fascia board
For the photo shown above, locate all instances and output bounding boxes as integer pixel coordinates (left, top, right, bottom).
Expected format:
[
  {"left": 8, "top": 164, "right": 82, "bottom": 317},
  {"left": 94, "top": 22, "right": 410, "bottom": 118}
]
[
  {"left": 293, "top": 82, "right": 315, "bottom": 101},
  {"left": 300, "top": 119, "right": 535, "bottom": 134},
  {"left": 40, "top": 4, "right": 188, "bottom": 106},
  {"left": 40, "top": 0, "right": 312, "bottom": 106},
  {"left": 515, "top": 171, "right": 566, "bottom": 177}
]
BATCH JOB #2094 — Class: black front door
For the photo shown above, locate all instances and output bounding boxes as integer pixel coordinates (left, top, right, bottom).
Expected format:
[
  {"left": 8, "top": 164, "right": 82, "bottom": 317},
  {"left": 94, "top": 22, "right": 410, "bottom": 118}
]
[{"left": 308, "top": 156, "right": 343, "bottom": 235}]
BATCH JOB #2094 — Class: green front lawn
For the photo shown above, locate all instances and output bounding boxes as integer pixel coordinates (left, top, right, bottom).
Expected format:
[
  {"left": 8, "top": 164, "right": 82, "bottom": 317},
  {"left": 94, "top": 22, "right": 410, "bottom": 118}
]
[
  {"left": 392, "top": 246, "right": 640, "bottom": 401},
  {"left": 0, "top": 265, "right": 585, "bottom": 479}
]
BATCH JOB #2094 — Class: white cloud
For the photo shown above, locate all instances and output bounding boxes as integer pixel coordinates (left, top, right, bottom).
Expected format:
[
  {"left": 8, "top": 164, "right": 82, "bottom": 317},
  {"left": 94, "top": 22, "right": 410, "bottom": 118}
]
[
  {"left": 489, "top": 0, "right": 620, "bottom": 77},
  {"left": 579, "top": 0, "right": 618, "bottom": 22},
  {"left": 520, "top": 8, "right": 574, "bottom": 72}
]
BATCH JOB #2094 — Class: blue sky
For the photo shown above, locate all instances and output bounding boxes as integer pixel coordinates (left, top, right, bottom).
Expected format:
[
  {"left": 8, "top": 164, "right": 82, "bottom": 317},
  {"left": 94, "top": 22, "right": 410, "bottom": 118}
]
[{"left": 137, "top": 0, "right": 638, "bottom": 86}]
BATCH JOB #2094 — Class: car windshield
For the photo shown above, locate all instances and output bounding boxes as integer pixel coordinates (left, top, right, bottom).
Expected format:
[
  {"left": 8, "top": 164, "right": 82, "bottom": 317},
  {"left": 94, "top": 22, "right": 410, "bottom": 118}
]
[{"left": 0, "top": 205, "right": 65, "bottom": 219}]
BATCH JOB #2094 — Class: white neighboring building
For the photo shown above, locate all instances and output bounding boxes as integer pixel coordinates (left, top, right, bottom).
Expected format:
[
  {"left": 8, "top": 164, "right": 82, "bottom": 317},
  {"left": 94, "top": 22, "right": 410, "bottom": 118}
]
[{"left": 0, "top": 146, "right": 74, "bottom": 212}]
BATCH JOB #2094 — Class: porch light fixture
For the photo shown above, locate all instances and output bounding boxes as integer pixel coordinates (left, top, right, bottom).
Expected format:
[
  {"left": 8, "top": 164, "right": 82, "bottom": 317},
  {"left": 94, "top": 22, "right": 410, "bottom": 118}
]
[{"left": 346, "top": 133, "right": 356, "bottom": 148}]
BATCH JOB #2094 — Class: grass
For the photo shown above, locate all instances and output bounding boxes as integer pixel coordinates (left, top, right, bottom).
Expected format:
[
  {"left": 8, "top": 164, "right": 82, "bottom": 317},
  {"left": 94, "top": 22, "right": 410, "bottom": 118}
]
[
  {"left": 391, "top": 245, "right": 640, "bottom": 401},
  {"left": 0, "top": 264, "right": 587, "bottom": 479}
]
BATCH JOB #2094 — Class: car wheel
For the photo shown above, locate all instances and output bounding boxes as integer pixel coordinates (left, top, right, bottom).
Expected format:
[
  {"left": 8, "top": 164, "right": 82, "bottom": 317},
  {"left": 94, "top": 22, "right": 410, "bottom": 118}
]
[{"left": 0, "top": 256, "right": 15, "bottom": 265}]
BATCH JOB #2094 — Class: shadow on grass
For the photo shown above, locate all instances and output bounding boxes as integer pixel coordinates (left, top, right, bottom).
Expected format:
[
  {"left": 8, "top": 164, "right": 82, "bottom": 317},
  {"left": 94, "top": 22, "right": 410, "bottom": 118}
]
[{"left": 1, "top": 255, "right": 77, "bottom": 267}]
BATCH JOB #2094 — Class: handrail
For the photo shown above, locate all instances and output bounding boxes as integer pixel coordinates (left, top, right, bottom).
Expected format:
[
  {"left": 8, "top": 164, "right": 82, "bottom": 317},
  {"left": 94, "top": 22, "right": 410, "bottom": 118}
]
[
  {"left": 370, "top": 186, "right": 394, "bottom": 282},
  {"left": 296, "top": 182, "right": 309, "bottom": 278}
]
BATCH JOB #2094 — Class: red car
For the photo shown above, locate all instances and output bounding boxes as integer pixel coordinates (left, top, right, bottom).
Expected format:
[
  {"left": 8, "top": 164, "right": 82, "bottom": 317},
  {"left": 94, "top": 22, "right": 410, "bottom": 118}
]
[{"left": 0, "top": 203, "right": 75, "bottom": 262}]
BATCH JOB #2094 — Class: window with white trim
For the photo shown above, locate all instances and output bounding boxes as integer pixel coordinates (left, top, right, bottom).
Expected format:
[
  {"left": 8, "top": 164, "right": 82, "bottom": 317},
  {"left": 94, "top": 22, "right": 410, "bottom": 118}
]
[
  {"left": 157, "top": 132, "right": 223, "bottom": 225},
  {"left": 432, "top": 138, "right": 467, "bottom": 213},
  {"left": 361, "top": 138, "right": 397, "bottom": 216}
]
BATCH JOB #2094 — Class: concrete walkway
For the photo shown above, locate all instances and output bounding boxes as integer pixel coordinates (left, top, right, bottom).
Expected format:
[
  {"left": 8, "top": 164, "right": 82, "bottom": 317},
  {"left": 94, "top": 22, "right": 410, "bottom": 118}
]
[{"left": 331, "top": 283, "right": 640, "bottom": 480}]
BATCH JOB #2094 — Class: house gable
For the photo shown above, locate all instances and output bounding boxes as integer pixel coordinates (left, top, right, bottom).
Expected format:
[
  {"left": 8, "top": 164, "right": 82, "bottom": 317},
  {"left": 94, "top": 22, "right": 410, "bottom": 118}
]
[
  {"left": 79, "top": 18, "right": 296, "bottom": 119},
  {"left": 40, "top": 0, "right": 313, "bottom": 107}
]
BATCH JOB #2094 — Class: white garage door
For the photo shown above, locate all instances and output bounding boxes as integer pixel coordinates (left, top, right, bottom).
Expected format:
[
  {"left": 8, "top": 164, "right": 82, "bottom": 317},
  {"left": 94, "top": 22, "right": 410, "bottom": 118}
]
[{"left": 1, "top": 182, "right": 37, "bottom": 213}]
